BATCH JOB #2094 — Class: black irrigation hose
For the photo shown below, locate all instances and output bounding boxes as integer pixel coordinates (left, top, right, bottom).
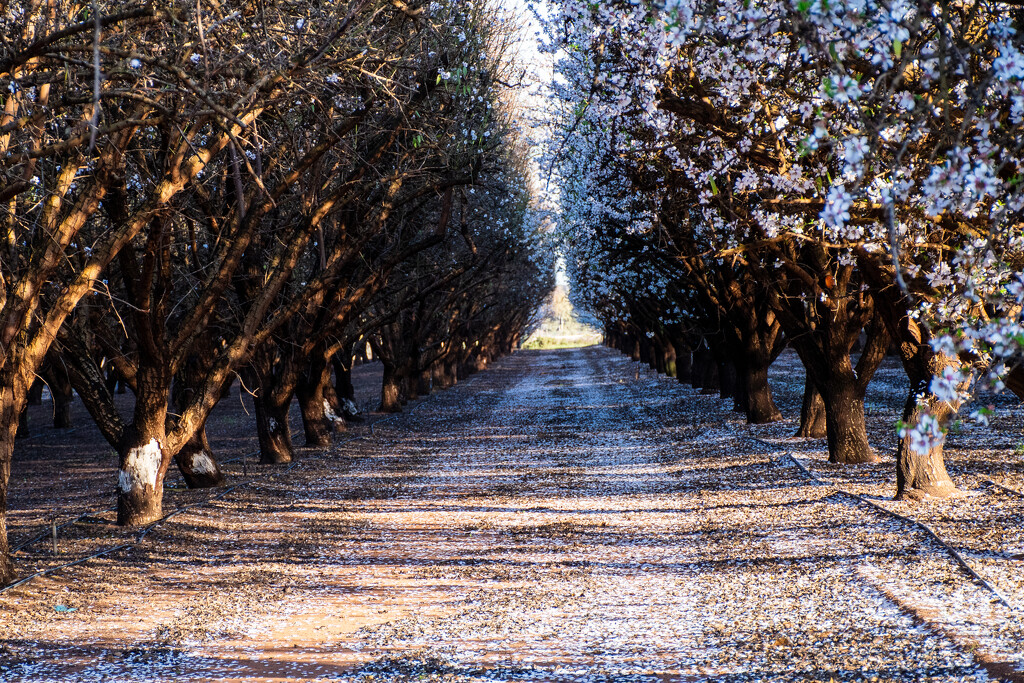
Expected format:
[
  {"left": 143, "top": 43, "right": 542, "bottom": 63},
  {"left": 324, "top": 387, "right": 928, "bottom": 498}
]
[
  {"left": 750, "top": 436, "right": 1018, "bottom": 612},
  {"left": 614, "top": 361, "right": 1021, "bottom": 614},
  {"left": 19, "top": 427, "right": 80, "bottom": 442},
  {"left": 8, "top": 448, "right": 264, "bottom": 556},
  {"left": 0, "top": 373, "right": 478, "bottom": 594},
  {"left": 983, "top": 478, "right": 1024, "bottom": 500}
]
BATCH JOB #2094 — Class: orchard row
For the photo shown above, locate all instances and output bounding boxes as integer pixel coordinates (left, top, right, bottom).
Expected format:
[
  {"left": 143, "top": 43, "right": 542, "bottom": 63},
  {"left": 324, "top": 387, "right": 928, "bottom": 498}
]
[
  {"left": 0, "top": 1, "right": 550, "bottom": 583},
  {"left": 541, "top": 0, "right": 1024, "bottom": 496}
]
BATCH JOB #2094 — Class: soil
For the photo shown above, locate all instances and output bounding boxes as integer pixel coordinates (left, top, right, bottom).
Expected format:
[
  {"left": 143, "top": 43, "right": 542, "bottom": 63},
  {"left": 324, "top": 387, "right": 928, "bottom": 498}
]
[{"left": 1, "top": 347, "right": 1022, "bottom": 682}]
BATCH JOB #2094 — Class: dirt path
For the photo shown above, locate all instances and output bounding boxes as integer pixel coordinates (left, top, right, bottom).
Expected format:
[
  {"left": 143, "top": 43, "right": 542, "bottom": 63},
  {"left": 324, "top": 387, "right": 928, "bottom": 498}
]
[{"left": 2, "top": 347, "right": 1022, "bottom": 681}]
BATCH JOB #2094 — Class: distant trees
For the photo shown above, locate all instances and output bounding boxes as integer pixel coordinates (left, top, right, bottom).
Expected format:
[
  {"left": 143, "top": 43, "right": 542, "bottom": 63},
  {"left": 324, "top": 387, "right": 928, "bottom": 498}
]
[
  {"left": 543, "top": 0, "right": 1024, "bottom": 495},
  {"left": 0, "top": 0, "right": 550, "bottom": 584}
]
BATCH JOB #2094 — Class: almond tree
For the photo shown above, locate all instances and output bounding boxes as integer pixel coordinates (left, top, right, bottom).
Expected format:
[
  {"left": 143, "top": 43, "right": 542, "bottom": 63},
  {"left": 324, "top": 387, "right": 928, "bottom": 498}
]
[
  {"left": 542, "top": 0, "right": 1024, "bottom": 492},
  {"left": 0, "top": 0, "right": 279, "bottom": 582}
]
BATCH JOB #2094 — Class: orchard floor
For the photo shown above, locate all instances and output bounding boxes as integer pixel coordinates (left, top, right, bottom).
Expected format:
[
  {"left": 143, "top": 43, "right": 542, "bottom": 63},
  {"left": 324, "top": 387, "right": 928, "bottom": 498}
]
[{"left": 3, "top": 346, "right": 1024, "bottom": 682}]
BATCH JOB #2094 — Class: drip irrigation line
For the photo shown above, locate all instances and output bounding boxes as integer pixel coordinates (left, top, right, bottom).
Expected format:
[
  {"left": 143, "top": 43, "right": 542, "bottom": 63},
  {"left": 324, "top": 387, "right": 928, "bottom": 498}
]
[
  {"left": 982, "top": 478, "right": 1024, "bottom": 500},
  {"left": 9, "top": 448, "right": 263, "bottom": 556},
  {"left": 749, "top": 436, "right": 1017, "bottom": 612},
  {"left": 1, "top": 371, "right": 481, "bottom": 594},
  {"left": 10, "top": 507, "right": 116, "bottom": 555},
  {"left": 19, "top": 427, "right": 80, "bottom": 442},
  {"left": 610, "top": 361, "right": 1020, "bottom": 614}
]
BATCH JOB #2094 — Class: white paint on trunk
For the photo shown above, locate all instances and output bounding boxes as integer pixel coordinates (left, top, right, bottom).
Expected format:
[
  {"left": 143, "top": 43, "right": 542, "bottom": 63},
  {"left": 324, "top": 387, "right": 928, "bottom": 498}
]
[
  {"left": 191, "top": 450, "right": 217, "bottom": 475},
  {"left": 341, "top": 398, "right": 360, "bottom": 417},
  {"left": 118, "top": 438, "right": 162, "bottom": 493},
  {"left": 324, "top": 399, "right": 345, "bottom": 427}
]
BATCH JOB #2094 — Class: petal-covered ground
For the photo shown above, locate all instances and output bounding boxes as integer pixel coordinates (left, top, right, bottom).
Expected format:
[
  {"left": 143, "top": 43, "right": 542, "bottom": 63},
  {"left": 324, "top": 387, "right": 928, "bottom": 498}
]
[{"left": 1, "top": 347, "right": 1022, "bottom": 682}]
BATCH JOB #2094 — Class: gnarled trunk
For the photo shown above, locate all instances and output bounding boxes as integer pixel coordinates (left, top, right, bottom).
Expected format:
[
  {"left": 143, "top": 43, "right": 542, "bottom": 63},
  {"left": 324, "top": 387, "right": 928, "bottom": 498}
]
[
  {"left": 717, "top": 358, "right": 738, "bottom": 402},
  {"left": 16, "top": 408, "right": 28, "bottom": 439},
  {"left": 662, "top": 340, "right": 677, "bottom": 378},
  {"left": 694, "top": 348, "right": 719, "bottom": 394},
  {"left": 332, "top": 351, "right": 356, "bottom": 403},
  {"left": 117, "top": 364, "right": 173, "bottom": 525},
  {"left": 737, "top": 328, "right": 782, "bottom": 424},
  {"left": 254, "top": 392, "right": 294, "bottom": 464},
  {"left": 117, "top": 429, "right": 167, "bottom": 526},
  {"left": 741, "top": 359, "right": 782, "bottom": 423},
  {"left": 297, "top": 357, "right": 333, "bottom": 447},
  {"left": 27, "top": 380, "right": 44, "bottom": 406},
  {"left": 795, "top": 377, "right": 827, "bottom": 438},
  {"left": 895, "top": 351, "right": 962, "bottom": 500},
  {"left": 818, "top": 365, "right": 877, "bottom": 464},
  {"left": 45, "top": 362, "right": 75, "bottom": 429},
  {"left": 896, "top": 393, "right": 959, "bottom": 500},
  {"left": 175, "top": 426, "right": 225, "bottom": 489}
]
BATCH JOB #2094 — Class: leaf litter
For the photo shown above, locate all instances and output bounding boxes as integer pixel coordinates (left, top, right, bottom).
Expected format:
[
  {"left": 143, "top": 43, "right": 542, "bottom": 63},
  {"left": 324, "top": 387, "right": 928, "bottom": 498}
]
[{"left": 1, "top": 347, "right": 1021, "bottom": 682}]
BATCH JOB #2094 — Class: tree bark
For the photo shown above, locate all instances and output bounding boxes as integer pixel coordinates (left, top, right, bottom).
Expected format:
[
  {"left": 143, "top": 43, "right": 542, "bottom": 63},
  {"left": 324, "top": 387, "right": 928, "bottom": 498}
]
[
  {"left": 736, "top": 329, "right": 782, "bottom": 424},
  {"left": 795, "top": 377, "right": 827, "bottom": 438},
  {"left": 416, "top": 369, "right": 432, "bottom": 396},
  {"left": 117, "top": 365, "right": 173, "bottom": 526},
  {"left": 117, "top": 428, "right": 168, "bottom": 526},
  {"left": 895, "top": 351, "right": 961, "bottom": 500},
  {"left": 718, "top": 358, "right": 738, "bottom": 402},
  {"left": 662, "top": 340, "right": 677, "bottom": 378},
  {"left": 175, "top": 426, "right": 226, "bottom": 488},
  {"left": 16, "top": 409, "right": 29, "bottom": 440},
  {"left": 857, "top": 250, "right": 960, "bottom": 497},
  {"left": 27, "top": 380, "right": 43, "bottom": 406},
  {"left": 0, "top": 401, "right": 19, "bottom": 584},
  {"left": 380, "top": 363, "right": 404, "bottom": 413},
  {"left": 254, "top": 391, "right": 294, "bottom": 464},
  {"left": 332, "top": 351, "right": 356, "bottom": 403},
  {"left": 695, "top": 348, "right": 719, "bottom": 394},
  {"left": 44, "top": 361, "right": 75, "bottom": 429},
  {"left": 297, "top": 357, "right": 333, "bottom": 447},
  {"left": 817, "top": 364, "right": 877, "bottom": 464}
]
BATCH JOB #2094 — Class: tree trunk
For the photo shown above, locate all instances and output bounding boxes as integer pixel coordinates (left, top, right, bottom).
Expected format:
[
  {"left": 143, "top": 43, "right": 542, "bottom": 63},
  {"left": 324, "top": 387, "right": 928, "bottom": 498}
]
[
  {"left": 416, "top": 369, "right": 432, "bottom": 396},
  {"left": 630, "top": 338, "right": 641, "bottom": 362},
  {"left": 380, "top": 363, "right": 404, "bottom": 413},
  {"left": 332, "top": 352, "right": 356, "bottom": 403},
  {"left": 404, "top": 373, "right": 419, "bottom": 402},
  {"left": 447, "top": 358, "right": 460, "bottom": 386},
  {"left": 735, "top": 327, "right": 782, "bottom": 424},
  {"left": 16, "top": 408, "right": 29, "bottom": 439},
  {"left": 696, "top": 349, "right": 719, "bottom": 394},
  {"left": 0, "top": 402, "right": 19, "bottom": 584},
  {"left": 858, "top": 253, "right": 960, "bottom": 498},
  {"left": 795, "top": 377, "right": 827, "bottom": 438},
  {"left": 818, "top": 368, "right": 877, "bottom": 464},
  {"left": 321, "top": 376, "right": 348, "bottom": 433},
  {"left": 662, "top": 340, "right": 677, "bottom": 378},
  {"left": 432, "top": 362, "right": 449, "bottom": 390},
  {"left": 46, "top": 363, "right": 75, "bottom": 429},
  {"left": 27, "top": 379, "right": 44, "bottom": 406},
  {"left": 718, "top": 358, "right": 738, "bottom": 402},
  {"left": 117, "top": 428, "right": 168, "bottom": 526},
  {"left": 741, "top": 357, "right": 781, "bottom": 423},
  {"left": 254, "top": 392, "right": 294, "bottom": 464},
  {"left": 676, "top": 349, "right": 692, "bottom": 383},
  {"left": 175, "top": 426, "right": 226, "bottom": 488},
  {"left": 297, "top": 358, "right": 333, "bottom": 447},
  {"left": 895, "top": 351, "right": 961, "bottom": 500}
]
